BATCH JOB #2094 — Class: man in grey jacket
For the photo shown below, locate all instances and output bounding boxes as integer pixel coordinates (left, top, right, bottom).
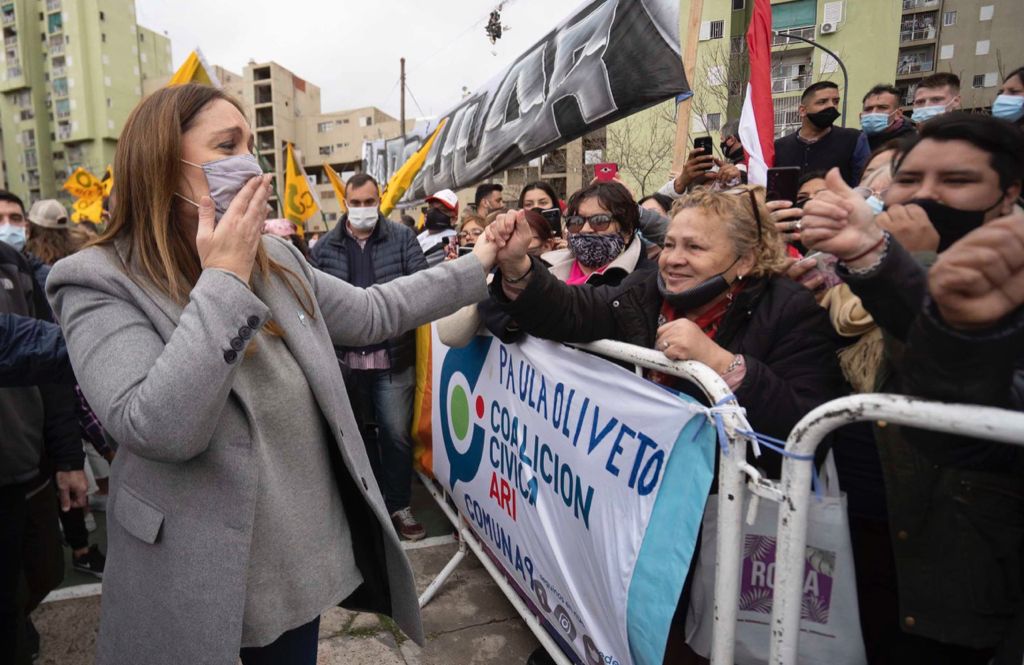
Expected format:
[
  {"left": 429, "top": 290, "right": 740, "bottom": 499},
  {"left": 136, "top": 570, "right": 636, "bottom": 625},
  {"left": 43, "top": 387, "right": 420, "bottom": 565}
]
[{"left": 311, "top": 174, "right": 430, "bottom": 540}]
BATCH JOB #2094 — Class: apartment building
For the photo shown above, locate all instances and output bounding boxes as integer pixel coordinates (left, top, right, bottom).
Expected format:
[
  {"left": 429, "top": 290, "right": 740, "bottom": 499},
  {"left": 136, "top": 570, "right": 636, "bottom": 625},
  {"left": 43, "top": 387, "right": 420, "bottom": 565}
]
[
  {"left": 0, "top": 0, "right": 171, "bottom": 203},
  {"left": 896, "top": 0, "right": 1022, "bottom": 110}
]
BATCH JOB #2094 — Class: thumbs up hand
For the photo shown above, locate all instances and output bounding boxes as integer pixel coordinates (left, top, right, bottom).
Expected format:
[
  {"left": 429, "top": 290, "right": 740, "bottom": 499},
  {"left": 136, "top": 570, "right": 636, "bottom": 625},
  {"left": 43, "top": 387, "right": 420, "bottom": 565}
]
[{"left": 801, "top": 168, "right": 887, "bottom": 269}]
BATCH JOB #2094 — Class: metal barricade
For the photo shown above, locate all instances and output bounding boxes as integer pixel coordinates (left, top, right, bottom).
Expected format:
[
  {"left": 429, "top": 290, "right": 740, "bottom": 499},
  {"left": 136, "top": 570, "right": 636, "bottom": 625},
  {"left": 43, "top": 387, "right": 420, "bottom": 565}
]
[
  {"left": 415, "top": 336, "right": 755, "bottom": 665},
  {"left": 768, "top": 394, "right": 1024, "bottom": 665}
]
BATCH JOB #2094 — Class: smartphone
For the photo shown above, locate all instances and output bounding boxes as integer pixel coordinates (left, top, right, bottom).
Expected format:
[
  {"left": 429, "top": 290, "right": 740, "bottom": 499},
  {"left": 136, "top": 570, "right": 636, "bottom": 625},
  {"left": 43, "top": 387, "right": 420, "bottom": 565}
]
[
  {"left": 766, "top": 166, "right": 802, "bottom": 203},
  {"left": 539, "top": 207, "right": 562, "bottom": 235},
  {"left": 457, "top": 245, "right": 474, "bottom": 256},
  {"left": 594, "top": 163, "right": 618, "bottom": 182},
  {"left": 693, "top": 136, "right": 714, "bottom": 155}
]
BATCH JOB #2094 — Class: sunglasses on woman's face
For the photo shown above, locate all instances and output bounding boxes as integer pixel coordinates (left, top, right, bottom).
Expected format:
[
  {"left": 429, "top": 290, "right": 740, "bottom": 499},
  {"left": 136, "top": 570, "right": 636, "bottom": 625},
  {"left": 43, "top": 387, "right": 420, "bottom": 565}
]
[{"left": 564, "top": 214, "right": 616, "bottom": 233}]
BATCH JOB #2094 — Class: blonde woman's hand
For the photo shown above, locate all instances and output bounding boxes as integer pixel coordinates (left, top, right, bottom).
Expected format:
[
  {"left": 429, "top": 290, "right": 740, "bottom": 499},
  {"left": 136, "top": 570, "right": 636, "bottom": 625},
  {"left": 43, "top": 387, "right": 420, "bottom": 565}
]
[{"left": 196, "top": 173, "right": 273, "bottom": 284}]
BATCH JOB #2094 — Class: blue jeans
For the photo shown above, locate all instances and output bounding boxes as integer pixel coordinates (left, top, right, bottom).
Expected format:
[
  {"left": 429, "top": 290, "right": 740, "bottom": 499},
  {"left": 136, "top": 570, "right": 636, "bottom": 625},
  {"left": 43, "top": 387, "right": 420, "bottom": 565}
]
[
  {"left": 239, "top": 616, "right": 320, "bottom": 664},
  {"left": 347, "top": 366, "right": 416, "bottom": 514}
]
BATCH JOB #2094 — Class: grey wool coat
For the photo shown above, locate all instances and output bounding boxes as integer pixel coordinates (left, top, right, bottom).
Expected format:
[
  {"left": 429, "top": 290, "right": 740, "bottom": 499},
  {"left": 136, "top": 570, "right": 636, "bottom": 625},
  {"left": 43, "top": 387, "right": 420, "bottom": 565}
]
[{"left": 46, "top": 235, "right": 488, "bottom": 665}]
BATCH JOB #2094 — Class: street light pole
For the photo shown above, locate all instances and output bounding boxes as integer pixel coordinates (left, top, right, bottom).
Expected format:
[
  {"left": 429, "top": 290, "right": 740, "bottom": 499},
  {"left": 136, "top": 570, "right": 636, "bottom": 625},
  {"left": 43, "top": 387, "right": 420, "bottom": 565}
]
[{"left": 773, "top": 31, "right": 849, "bottom": 127}]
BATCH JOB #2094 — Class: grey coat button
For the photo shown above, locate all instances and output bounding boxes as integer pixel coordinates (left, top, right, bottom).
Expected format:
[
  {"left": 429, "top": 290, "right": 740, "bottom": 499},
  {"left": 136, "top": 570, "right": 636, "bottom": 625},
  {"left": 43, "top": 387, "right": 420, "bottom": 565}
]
[
  {"left": 229, "top": 337, "right": 244, "bottom": 351},
  {"left": 247, "top": 315, "right": 260, "bottom": 328},
  {"left": 223, "top": 349, "right": 238, "bottom": 364},
  {"left": 238, "top": 326, "right": 252, "bottom": 340}
]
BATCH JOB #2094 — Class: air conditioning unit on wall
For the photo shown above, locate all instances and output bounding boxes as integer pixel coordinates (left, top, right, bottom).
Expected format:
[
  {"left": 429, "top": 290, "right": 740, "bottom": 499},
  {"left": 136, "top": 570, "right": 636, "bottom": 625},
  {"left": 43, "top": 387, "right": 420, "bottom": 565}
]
[{"left": 821, "top": 22, "right": 838, "bottom": 34}]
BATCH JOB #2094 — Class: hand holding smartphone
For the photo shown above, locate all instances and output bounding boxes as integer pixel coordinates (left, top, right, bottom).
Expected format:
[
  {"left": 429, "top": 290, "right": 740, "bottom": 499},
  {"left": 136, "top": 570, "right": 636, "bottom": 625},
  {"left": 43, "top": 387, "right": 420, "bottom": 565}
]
[{"left": 595, "top": 163, "right": 619, "bottom": 182}]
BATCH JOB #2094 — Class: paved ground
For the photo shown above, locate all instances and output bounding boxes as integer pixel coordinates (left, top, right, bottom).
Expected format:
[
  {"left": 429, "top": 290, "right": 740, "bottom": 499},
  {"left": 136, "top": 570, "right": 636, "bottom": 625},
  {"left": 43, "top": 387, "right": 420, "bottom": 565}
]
[{"left": 33, "top": 480, "right": 543, "bottom": 664}]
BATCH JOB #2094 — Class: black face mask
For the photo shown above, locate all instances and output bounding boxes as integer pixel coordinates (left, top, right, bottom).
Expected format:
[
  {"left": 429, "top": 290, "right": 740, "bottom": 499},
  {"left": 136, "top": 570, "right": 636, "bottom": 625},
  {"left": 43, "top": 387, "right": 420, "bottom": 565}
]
[
  {"left": 806, "top": 107, "right": 840, "bottom": 129},
  {"left": 425, "top": 208, "right": 453, "bottom": 231},
  {"left": 903, "top": 196, "right": 1005, "bottom": 252},
  {"left": 657, "top": 256, "right": 741, "bottom": 313},
  {"left": 720, "top": 141, "right": 744, "bottom": 162}
]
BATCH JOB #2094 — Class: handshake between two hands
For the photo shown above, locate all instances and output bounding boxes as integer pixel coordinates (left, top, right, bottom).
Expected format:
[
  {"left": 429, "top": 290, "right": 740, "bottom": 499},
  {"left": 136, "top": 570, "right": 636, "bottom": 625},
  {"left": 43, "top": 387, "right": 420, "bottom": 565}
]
[{"left": 468, "top": 210, "right": 534, "bottom": 278}]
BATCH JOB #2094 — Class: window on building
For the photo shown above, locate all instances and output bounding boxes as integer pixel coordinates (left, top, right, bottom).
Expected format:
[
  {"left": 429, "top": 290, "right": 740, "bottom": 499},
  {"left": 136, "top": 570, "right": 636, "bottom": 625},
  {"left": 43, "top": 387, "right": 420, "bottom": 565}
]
[
  {"left": 317, "top": 121, "right": 333, "bottom": 133},
  {"left": 730, "top": 36, "right": 746, "bottom": 54},
  {"left": 942, "top": 10, "right": 956, "bottom": 26},
  {"left": 972, "top": 74, "right": 985, "bottom": 88},
  {"left": 101, "top": 33, "right": 106, "bottom": 43},
  {"left": 359, "top": 116, "right": 373, "bottom": 127},
  {"left": 99, "top": 11, "right": 104, "bottom": 20},
  {"left": 728, "top": 80, "right": 742, "bottom": 97},
  {"left": 706, "top": 113, "right": 722, "bottom": 131},
  {"left": 940, "top": 44, "right": 954, "bottom": 59},
  {"left": 731, "top": 0, "right": 745, "bottom": 9},
  {"left": 983, "top": 72, "right": 998, "bottom": 87},
  {"left": 710, "top": 20, "right": 724, "bottom": 39},
  {"left": 975, "top": 40, "right": 990, "bottom": 55},
  {"left": 318, "top": 146, "right": 332, "bottom": 156},
  {"left": 139, "top": 32, "right": 144, "bottom": 41},
  {"left": 978, "top": 5, "right": 993, "bottom": 21},
  {"left": 772, "top": 0, "right": 816, "bottom": 30},
  {"left": 707, "top": 65, "right": 726, "bottom": 86}
]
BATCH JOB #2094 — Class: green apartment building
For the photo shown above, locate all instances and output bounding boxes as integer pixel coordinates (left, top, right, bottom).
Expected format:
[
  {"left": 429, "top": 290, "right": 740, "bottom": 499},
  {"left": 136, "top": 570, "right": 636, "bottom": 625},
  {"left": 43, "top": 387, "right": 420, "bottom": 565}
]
[{"left": 0, "top": 0, "right": 171, "bottom": 204}]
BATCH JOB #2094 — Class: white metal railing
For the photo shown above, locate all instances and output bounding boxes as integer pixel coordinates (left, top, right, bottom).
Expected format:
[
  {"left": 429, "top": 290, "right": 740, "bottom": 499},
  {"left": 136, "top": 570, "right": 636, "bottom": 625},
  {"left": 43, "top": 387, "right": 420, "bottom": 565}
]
[
  {"left": 49, "top": 43, "right": 63, "bottom": 55},
  {"left": 46, "top": 0, "right": 61, "bottom": 12},
  {"left": 897, "top": 59, "right": 934, "bottom": 75},
  {"left": 6, "top": 65, "right": 21, "bottom": 78},
  {"left": 51, "top": 66, "right": 65, "bottom": 78},
  {"left": 1, "top": 13, "right": 15, "bottom": 26},
  {"left": 772, "top": 26, "right": 815, "bottom": 46},
  {"left": 3, "top": 35, "right": 16, "bottom": 47},
  {"left": 57, "top": 127, "right": 72, "bottom": 141},
  {"left": 415, "top": 336, "right": 755, "bottom": 665},
  {"left": 899, "top": 25, "right": 936, "bottom": 42},
  {"left": 768, "top": 395, "right": 1024, "bottom": 665},
  {"left": 772, "top": 75, "right": 811, "bottom": 94}
]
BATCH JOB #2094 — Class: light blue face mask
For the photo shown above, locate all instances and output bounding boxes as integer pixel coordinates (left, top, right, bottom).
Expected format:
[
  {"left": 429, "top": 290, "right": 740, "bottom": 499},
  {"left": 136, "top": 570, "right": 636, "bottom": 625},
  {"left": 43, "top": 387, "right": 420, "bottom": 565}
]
[
  {"left": 911, "top": 105, "right": 946, "bottom": 124},
  {"left": 865, "top": 195, "right": 885, "bottom": 215},
  {"left": 0, "top": 223, "right": 26, "bottom": 251},
  {"left": 178, "top": 153, "right": 264, "bottom": 222},
  {"left": 992, "top": 94, "right": 1024, "bottom": 122},
  {"left": 860, "top": 113, "right": 892, "bottom": 135}
]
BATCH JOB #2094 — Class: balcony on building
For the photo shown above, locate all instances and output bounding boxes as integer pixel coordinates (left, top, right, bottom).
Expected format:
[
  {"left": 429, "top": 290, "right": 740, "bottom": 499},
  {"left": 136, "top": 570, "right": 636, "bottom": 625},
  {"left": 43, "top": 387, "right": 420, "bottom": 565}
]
[
  {"left": 55, "top": 99, "right": 70, "bottom": 119},
  {"left": 896, "top": 46, "right": 935, "bottom": 78},
  {"left": 899, "top": 14, "right": 937, "bottom": 43},
  {"left": 772, "top": 25, "right": 815, "bottom": 48},
  {"left": 771, "top": 50, "right": 813, "bottom": 94},
  {"left": 257, "top": 129, "right": 275, "bottom": 152},
  {"left": 254, "top": 85, "right": 272, "bottom": 105},
  {"left": 57, "top": 122, "right": 72, "bottom": 141},
  {"left": 48, "top": 35, "right": 63, "bottom": 55},
  {"left": 902, "top": 0, "right": 940, "bottom": 13},
  {"left": 45, "top": 0, "right": 61, "bottom": 12},
  {"left": 3, "top": 33, "right": 16, "bottom": 48},
  {"left": 253, "top": 66, "right": 271, "bottom": 81},
  {"left": 24, "top": 150, "right": 37, "bottom": 169},
  {"left": 6, "top": 62, "right": 21, "bottom": 79},
  {"left": 47, "top": 12, "right": 62, "bottom": 34},
  {"left": 1, "top": 4, "right": 15, "bottom": 26},
  {"left": 255, "top": 107, "right": 273, "bottom": 128},
  {"left": 52, "top": 77, "right": 68, "bottom": 98},
  {"left": 50, "top": 55, "right": 65, "bottom": 78}
]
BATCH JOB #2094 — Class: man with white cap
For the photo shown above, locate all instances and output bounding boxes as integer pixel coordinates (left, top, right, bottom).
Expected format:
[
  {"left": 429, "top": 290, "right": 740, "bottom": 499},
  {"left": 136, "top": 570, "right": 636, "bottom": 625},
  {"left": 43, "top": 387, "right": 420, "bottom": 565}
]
[{"left": 417, "top": 188, "right": 459, "bottom": 266}]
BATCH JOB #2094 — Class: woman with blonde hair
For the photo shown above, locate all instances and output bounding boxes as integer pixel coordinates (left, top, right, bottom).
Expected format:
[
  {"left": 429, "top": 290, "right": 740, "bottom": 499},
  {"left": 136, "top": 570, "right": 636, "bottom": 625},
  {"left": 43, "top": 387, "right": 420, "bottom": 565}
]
[
  {"left": 45, "top": 83, "right": 500, "bottom": 665},
  {"left": 491, "top": 185, "right": 845, "bottom": 444}
]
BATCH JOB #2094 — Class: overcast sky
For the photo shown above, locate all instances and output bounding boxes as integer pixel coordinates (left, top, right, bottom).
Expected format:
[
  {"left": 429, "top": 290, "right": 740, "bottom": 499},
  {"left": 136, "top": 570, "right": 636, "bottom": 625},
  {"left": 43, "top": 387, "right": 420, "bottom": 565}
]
[{"left": 135, "top": 0, "right": 582, "bottom": 121}]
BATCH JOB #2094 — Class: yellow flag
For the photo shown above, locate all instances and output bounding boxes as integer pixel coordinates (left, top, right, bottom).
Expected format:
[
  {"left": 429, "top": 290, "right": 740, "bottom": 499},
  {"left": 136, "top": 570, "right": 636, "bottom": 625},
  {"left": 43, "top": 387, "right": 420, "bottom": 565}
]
[
  {"left": 71, "top": 196, "right": 103, "bottom": 224},
  {"left": 101, "top": 165, "right": 114, "bottom": 197},
  {"left": 167, "top": 49, "right": 220, "bottom": 87},
  {"left": 379, "top": 119, "right": 447, "bottom": 217},
  {"left": 322, "top": 162, "right": 347, "bottom": 213},
  {"left": 283, "top": 143, "right": 317, "bottom": 236},
  {"left": 62, "top": 167, "right": 102, "bottom": 200}
]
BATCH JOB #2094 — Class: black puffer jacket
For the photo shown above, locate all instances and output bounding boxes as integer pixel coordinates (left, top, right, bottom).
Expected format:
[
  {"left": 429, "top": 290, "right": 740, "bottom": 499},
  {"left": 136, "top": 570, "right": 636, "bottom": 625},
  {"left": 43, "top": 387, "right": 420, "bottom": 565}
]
[
  {"left": 311, "top": 215, "right": 428, "bottom": 369},
  {"left": 492, "top": 257, "right": 846, "bottom": 456}
]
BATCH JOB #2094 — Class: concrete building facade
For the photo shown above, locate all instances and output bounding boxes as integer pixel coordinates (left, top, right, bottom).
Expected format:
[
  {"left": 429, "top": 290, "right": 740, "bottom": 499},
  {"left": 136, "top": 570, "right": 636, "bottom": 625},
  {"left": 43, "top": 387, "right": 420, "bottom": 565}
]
[
  {"left": 895, "top": 0, "right": 1022, "bottom": 111},
  {"left": 0, "top": 0, "right": 171, "bottom": 203}
]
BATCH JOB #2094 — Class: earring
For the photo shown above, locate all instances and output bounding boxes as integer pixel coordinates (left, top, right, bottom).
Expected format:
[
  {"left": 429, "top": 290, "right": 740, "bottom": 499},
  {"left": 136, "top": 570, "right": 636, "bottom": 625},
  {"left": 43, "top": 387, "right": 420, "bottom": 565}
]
[{"left": 737, "top": 273, "right": 744, "bottom": 281}]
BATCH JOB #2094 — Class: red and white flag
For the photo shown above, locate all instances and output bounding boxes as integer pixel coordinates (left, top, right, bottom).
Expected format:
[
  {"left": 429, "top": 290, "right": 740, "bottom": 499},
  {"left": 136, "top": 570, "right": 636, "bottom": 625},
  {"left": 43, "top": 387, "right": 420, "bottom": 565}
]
[{"left": 738, "top": 0, "right": 775, "bottom": 185}]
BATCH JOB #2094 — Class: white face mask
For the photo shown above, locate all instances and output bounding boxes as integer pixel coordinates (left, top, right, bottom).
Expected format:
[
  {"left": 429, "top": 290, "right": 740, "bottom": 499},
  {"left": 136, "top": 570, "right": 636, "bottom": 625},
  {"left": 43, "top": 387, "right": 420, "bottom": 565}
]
[{"left": 347, "top": 206, "right": 378, "bottom": 231}]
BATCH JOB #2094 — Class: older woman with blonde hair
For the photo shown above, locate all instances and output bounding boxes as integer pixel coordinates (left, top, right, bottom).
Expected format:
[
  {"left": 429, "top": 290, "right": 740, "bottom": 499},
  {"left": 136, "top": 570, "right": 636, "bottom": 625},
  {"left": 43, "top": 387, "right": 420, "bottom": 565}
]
[
  {"left": 491, "top": 185, "right": 845, "bottom": 443},
  {"left": 45, "top": 83, "right": 501, "bottom": 665}
]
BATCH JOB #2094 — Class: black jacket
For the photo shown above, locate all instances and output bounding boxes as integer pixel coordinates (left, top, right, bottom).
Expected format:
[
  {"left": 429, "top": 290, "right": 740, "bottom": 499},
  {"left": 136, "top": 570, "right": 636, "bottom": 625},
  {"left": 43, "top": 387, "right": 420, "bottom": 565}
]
[
  {"left": 843, "top": 238, "right": 1024, "bottom": 651},
  {"left": 866, "top": 119, "right": 917, "bottom": 152},
  {"left": 492, "top": 257, "right": 845, "bottom": 457},
  {"left": 311, "top": 215, "right": 428, "bottom": 370},
  {"left": 774, "top": 126, "right": 868, "bottom": 185}
]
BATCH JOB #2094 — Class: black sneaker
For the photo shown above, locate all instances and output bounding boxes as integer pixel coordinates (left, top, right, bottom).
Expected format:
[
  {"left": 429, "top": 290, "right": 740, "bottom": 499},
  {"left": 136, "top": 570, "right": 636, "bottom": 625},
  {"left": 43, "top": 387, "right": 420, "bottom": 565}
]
[{"left": 72, "top": 544, "right": 105, "bottom": 579}]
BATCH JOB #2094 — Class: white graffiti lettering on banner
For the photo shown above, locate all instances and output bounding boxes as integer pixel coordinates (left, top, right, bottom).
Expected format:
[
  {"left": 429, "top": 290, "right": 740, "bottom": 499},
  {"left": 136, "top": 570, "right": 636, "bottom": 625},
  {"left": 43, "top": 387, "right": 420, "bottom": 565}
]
[{"left": 364, "top": 0, "right": 688, "bottom": 204}]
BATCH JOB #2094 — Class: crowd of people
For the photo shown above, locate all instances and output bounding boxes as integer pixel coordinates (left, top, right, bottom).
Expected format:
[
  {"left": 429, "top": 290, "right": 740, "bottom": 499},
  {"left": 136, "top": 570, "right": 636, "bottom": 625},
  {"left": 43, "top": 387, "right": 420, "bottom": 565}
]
[{"left": 0, "top": 64, "right": 1022, "bottom": 665}]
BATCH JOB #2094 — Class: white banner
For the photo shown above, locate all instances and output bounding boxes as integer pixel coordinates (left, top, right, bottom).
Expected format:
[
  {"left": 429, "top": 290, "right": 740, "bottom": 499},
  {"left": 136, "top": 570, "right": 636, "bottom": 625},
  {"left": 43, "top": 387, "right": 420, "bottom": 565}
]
[{"left": 431, "top": 332, "right": 716, "bottom": 665}]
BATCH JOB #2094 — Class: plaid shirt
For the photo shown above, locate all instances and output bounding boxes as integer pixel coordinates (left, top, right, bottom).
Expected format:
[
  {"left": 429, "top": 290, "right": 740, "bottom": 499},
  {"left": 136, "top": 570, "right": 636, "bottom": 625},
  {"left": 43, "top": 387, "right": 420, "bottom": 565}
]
[{"left": 76, "top": 384, "right": 112, "bottom": 457}]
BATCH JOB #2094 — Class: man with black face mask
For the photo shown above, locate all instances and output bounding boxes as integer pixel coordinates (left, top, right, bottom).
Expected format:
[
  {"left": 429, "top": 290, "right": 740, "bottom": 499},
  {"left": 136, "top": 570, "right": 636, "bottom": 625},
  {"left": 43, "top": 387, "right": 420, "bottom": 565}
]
[
  {"left": 417, "top": 188, "right": 459, "bottom": 267},
  {"left": 774, "top": 81, "right": 871, "bottom": 186}
]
